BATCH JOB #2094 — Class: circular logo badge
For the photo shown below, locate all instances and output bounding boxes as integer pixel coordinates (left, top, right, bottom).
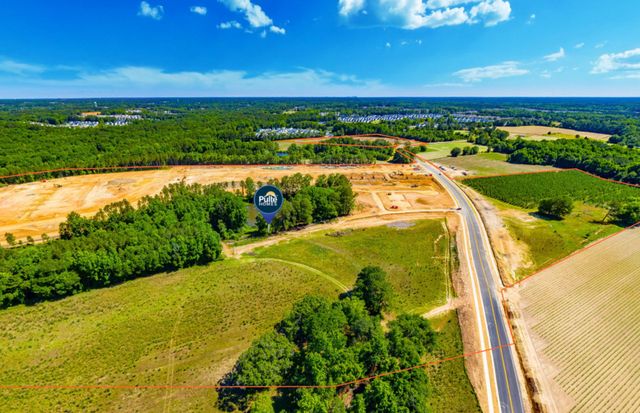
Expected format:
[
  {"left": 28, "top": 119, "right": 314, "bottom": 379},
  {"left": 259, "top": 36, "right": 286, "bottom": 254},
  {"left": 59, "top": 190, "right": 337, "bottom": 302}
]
[{"left": 254, "top": 185, "right": 284, "bottom": 222}]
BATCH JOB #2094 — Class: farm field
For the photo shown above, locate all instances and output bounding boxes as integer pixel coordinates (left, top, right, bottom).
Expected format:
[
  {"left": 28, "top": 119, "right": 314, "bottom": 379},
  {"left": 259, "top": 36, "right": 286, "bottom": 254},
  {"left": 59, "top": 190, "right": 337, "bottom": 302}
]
[
  {"left": 463, "top": 170, "right": 640, "bottom": 209},
  {"left": 513, "top": 226, "right": 640, "bottom": 413},
  {"left": 0, "top": 220, "right": 477, "bottom": 411},
  {"left": 461, "top": 171, "right": 636, "bottom": 278},
  {"left": 499, "top": 126, "right": 611, "bottom": 141},
  {"left": 434, "top": 152, "right": 559, "bottom": 177},
  {"left": 0, "top": 163, "right": 453, "bottom": 245}
]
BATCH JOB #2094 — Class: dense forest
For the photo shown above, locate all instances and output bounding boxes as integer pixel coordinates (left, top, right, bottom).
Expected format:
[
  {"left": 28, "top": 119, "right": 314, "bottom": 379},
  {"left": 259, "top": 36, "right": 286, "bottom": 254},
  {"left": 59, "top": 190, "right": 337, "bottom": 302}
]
[
  {"left": 0, "top": 174, "right": 356, "bottom": 308},
  {"left": 1, "top": 98, "right": 639, "bottom": 183},
  {"left": 217, "top": 267, "right": 437, "bottom": 413}
]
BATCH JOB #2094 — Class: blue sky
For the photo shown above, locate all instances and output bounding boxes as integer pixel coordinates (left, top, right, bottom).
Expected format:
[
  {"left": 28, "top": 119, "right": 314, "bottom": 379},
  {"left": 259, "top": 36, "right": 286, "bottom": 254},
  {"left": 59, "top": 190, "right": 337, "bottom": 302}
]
[{"left": 1, "top": 0, "right": 639, "bottom": 97}]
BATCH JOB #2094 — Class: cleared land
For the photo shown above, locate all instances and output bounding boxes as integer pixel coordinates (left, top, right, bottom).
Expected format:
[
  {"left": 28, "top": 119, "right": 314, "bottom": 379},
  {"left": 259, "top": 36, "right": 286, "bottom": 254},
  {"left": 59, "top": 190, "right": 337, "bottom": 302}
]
[
  {"left": 434, "top": 152, "right": 559, "bottom": 177},
  {"left": 275, "top": 135, "right": 426, "bottom": 150},
  {"left": 0, "top": 220, "right": 478, "bottom": 412},
  {"left": 499, "top": 126, "right": 610, "bottom": 141},
  {"left": 512, "top": 226, "right": 640, "bottom": 412},
  {"left": 0, "top": 164, "right": 453, "bottom": 245}
]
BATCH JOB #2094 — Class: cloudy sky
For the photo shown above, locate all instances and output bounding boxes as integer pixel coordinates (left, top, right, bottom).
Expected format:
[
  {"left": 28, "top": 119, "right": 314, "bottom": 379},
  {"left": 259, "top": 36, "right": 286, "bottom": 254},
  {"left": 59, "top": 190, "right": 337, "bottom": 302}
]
[{"left": 1, "top": 0, "right": 639, "bottom": 97}]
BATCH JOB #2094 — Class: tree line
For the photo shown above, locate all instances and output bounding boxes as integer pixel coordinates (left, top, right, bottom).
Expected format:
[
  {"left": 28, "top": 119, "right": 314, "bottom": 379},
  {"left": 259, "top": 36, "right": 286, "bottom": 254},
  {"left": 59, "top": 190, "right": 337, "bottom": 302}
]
[
  {"left": 0, "top": 182, "right": 247, "bottom": 308},
  {"left": 243, "top": 173, "right": 356, "bottom": 235},
  {"left": 217, "top": 266, "right": 436, "bottom": 413}
]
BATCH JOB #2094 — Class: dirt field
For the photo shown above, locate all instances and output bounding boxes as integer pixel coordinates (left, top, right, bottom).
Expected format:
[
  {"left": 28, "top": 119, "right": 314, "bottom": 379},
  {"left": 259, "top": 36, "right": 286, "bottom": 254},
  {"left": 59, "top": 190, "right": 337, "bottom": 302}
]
[
  {"left": 506, "top": 227, "right": 640, "bottom": 412},
  {"left": 276, "top": 135, "right": 427, "bottom": 150},
  {"left": 0, "top": 164, "right": 453, "bottom": 244},
  {"left": 499, "top": 126, "right": 610, "bottom": 141}
]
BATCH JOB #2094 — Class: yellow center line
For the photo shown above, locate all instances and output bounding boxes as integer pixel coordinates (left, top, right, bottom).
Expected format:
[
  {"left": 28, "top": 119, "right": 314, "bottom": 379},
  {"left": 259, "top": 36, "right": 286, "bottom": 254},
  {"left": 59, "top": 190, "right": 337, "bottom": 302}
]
[{"left": 469, "top": 212, "right": 516, "bottom": 413}]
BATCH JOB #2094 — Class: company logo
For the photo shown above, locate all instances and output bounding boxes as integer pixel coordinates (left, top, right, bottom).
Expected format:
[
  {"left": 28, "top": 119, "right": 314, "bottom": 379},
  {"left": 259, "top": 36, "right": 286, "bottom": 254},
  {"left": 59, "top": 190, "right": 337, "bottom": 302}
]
[
  {"left": 258, "top": 191, "right": 279, "bottom": 207},
  {"left": 253, "top": 185, "right": 284, "bottom": 223}
]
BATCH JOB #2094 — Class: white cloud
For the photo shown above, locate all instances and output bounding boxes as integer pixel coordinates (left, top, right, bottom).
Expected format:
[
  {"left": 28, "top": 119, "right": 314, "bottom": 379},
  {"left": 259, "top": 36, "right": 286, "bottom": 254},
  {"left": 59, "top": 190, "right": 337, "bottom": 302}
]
[
  {"left": 269, "top": 25, "right": 286, "bottom": 35},
  {"left": 544, "top": 47, "right": 565, "bottom": 62},
  {"left": 385, "top": 42, "right": 392, "bottom": 48},
  {"left": 138, "top": 1, "right": 164, "bottom": 20},
  {"left": 190, "top": 6, "right": 208, "bottom": 15},
  {"left": 217, "top": 20, "right": 243, "bottom": 29},
  {"left": 218, "top": 0, "right": 285, "bottom": 36},
  {"left": 338, "top": 0, "right": 511, "bottom": 29},
  {"left": 575, "top": 42, "right": 585, "bottom": 49},
  {"left": 592, "top": 48, "right": 640, "bottom": 78},
  {"left": 527, "top": 13, "right": 535, "bottom": 24},
  {"left": 339, "top": 0, "right": 366, "bottom": 16},
  {"left": 469, "top": 0, "right": 511, "bottom": 27},
  {"left": 0, "top": 59, "right": 45, "bottom": 75},
  {"left": 218, "top": 0, "right": 272, "bottom": 28},
  {"left": 454, "top": 61, "right": 528, "bottom": 82}
]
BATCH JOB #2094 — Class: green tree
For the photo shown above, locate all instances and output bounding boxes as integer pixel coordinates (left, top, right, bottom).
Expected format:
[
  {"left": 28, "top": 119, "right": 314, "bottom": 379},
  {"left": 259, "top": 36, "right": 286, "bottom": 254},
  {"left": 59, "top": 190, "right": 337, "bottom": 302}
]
[
  {"left": 609, "top": 199, "right": 640, "bottom": 225},
  {"left": 538, "top": 197, "right": 574, "bottom": 219},
  {"left": 353, "top": 266, "right": 392, "bottom": 315},
  {"left": 4, "top": 233, "right": 16, "bottom": 246},
  {"left": 450, "top": 147, "right": 462, "bottom": 157},
  {"left": 255, "top": 214, "right": 269, "bottom": 236}
]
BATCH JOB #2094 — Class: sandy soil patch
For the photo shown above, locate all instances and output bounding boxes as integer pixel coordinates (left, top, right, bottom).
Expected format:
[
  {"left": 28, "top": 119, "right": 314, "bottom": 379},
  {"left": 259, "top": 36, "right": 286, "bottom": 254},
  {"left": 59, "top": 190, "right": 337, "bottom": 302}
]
[{"left": 0, "top": 165, "right": 452, "bottom": 244}]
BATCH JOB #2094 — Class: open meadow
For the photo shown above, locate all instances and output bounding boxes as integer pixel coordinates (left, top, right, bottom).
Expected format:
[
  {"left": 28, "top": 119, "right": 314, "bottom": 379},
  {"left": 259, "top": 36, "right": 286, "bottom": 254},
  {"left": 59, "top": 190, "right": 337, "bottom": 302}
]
[
  {"left": 512, "top": 226, "right": 640, "bottom": 412},
  {"left": 0, "top": 220, "right": 479, "bottom": 412}
]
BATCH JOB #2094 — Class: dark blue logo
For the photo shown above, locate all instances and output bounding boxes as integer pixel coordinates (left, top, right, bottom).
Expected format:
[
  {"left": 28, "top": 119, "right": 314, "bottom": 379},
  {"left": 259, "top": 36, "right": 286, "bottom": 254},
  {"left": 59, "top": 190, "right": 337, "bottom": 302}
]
[{"left": 254, "top": 185, "right": 284, "bottom": 224}]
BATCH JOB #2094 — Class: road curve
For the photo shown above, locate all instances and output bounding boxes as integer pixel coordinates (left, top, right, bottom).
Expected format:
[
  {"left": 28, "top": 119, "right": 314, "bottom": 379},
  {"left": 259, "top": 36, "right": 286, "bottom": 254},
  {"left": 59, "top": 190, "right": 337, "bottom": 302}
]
[{"left": 416, "top": 158, "right": 525, "bottom": 413}]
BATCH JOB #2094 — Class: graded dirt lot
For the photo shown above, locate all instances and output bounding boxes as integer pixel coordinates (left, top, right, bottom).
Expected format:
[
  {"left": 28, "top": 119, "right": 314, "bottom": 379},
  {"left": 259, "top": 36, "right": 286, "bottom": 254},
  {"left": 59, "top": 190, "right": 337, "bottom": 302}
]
[
  {"left": 507, "top": 227, "right": 640, "bottom": 412},
  {"left": 276, "top": 135, "right": 427, "bottom": 150},
  {"left": 0, "top": 164, "right": 453, "bottom": 244},
  {"left": 499, "top": 126, "right": 610, "bottom": 141}
]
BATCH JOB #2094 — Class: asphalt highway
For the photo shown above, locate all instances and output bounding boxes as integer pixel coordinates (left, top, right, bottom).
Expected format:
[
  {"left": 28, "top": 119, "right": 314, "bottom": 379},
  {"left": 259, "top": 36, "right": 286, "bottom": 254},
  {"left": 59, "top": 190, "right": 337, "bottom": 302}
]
[{"left": 416, "top": 159, "right": 525, "bottom": 413}]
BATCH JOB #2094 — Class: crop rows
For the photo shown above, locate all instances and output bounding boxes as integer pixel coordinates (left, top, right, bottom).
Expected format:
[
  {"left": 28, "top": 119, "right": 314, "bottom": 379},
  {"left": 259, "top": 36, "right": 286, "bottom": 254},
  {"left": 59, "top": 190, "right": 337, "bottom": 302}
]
[
  {"left": 463, "top": 170, "right": 640, "bottom": 209},
  {"left": 519, "top": 227, "right": 640, "bottom": 412}
]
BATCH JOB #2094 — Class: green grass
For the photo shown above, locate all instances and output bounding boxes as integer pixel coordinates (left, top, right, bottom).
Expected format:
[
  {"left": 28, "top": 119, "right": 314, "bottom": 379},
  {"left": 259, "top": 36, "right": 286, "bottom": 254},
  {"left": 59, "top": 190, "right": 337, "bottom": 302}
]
[
  {"left": 253, "top": 220, "right": 452, "bottom": 314},
  {"left": 501, "top": 203, "right": 621, "bottom": 277},
  {"left": 422, "top": 140, "right": 485, "bottom": 160},
  {"left": 464, "top": 170, "right": 640, "bottom": 209},
  {"left": 0, "top": 220, "right": 477, "bottom": 411},
  {"left": 426, "top": 311, "right": 481, "bottom": 413},
  {"left": 436, "top": 152, "right": 557, "bottom": 176}
]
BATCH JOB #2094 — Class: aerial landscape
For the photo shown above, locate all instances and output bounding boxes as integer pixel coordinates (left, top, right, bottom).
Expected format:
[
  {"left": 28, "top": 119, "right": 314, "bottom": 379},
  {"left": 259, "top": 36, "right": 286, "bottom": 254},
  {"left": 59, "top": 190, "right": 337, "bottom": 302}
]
[{"left": 1, "top": 1, "right": 640, "bottom": 412}]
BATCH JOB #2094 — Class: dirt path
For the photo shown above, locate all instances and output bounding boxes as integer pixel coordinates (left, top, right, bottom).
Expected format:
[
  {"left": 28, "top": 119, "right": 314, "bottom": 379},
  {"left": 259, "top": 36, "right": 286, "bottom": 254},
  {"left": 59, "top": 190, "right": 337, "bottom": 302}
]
[
  {"left": 227, "top": 210, "right": 456, "bottom": 257},
  {"left": 252, "top": 257, "right": 349, "bottom": 292}
]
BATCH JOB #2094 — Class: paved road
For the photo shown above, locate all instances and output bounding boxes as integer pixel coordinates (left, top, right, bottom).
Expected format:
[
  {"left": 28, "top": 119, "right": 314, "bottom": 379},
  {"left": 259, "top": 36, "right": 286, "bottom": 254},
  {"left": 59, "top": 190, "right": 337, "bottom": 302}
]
[{"left": 416, "top": 159, "right": 525, "bottom": 413}]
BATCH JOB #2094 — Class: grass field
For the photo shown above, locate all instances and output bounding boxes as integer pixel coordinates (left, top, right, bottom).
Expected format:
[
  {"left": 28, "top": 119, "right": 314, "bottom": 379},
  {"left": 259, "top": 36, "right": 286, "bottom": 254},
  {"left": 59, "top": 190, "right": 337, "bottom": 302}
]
[
  {"left": 501, "top": 202, "right": 621, "bottom": 277},
  {"left": 517, "top": 227, "right": 640, "bottom": 412},
  {"left": 427, "top": 311, "right": 481, "bottom": 412},
  {"left": 463, "top": 170, "right": 640, "bottom": 209},
  {"left": 435, "top": 152, "right": 559, "bottom": 177},
  {"left": 422, "top": 140, "right": 485, "bottom": 160},
  {"left": 253, "top": 220, "right": 452, "bottom": 314},
  {"left": 0, "top": 220, "right": 477, "bottom": 411}
]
